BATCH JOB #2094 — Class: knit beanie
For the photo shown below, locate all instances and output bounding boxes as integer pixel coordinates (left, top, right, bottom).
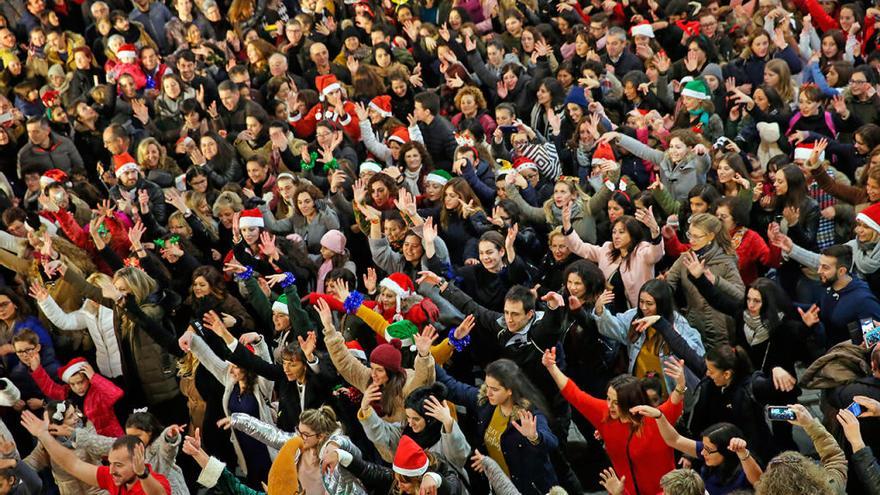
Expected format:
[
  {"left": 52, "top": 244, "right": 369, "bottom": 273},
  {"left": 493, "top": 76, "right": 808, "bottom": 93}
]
[
  {"left": 370, "top": 339, "right": 403, "bottom": 373},
  {"left": 700, "top": 63, "right": 723, "bottom": 84},
  {"left": 320, "top": 229, "right": 346, "bottom": 255},
  {"left": 563, "top": 86, "right": 589, "bottom": 109}
]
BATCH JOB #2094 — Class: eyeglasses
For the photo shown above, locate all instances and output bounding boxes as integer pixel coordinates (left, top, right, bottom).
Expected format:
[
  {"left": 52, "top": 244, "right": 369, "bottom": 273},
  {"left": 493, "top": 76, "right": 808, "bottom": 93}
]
[
  {"left": 851, "top": 80, "right": 870, "bottom": 85},
  {"left": 296, "top": 427, "right": 317, "bottom": 439},
  {"left": 686, "top": 231, "right": 707, "bottom": 240},
  {"left": 701, "top": 444, "right": 719, "bottom": 455},
  {"left": 15, "top": 347, "right": 37, "bottom": 355},
  {"left": 315, "top": 132, "right": 332, "bottom": 139}
]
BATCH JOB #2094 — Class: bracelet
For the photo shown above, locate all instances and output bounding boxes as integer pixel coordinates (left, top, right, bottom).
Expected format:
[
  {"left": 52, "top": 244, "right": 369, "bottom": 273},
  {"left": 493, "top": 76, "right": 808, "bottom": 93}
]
[
  {"left": 738, "top": 451, "right": 751, "bottom": 461},
  {"left": 323, "top": 157, "right": 339, "bottom": 173},
  {"left": 343, "top": 291, "right": 365, "bottom": 314},
  {"left": 674, "top": 386, "right": 686, "bottom": 395},
  {"left": 279, "top": 272, "right": 296, "bottom": 289},
  {"left": 447, "top": 327, "right": 471, "bottom": 352},
  {"left": 234, "top": 266, "right": 255, "bottom": 281}
]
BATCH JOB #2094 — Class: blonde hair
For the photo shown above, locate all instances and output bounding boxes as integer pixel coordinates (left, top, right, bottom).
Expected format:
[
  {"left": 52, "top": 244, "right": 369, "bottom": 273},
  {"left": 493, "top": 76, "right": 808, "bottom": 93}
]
[
  {"left": 113, "top": 267, "right": 158, "bottom": 304},
  {"left": 765, "top": 59, "right": 795, "bottom": 104},
  {"left": 183, "top": 191, "right": 218, "bottom": 237},
  {"left": 755, "top": 451, "right": 836, "bottom": 495},
  {"left": 689, "top": 213, "right": 735, "bottom": 255},
  {"left": 136, "top": 137, "right": 165, "bottom": 167},
  {"left": 212, "top": 191, "right": 243, "bottom": 217},
  {"left": 298, "top": 406, "right": 339, "bottom": 438},
  {"left": 167, "top": 211, "right": 193, "bottom": 237},
  {"left": 542, "top": 176, "right": 589, "bottom": 224}
]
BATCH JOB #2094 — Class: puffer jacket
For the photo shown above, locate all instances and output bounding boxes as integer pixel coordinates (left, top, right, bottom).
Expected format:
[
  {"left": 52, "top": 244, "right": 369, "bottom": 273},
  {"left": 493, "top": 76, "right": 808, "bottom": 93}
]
[
  {"left": 64, "top": 266, "right": 180, "bottom": 406},
  {"left": 664, "top": 243, "right": 745, "bottom": 352},
  {"left": 228, "top": 413, "right": 368, "bottom": 495},
  {"left": 615, "top": 133, "right": 712, "bottom": 202},
  {"left": 259, "top": 200, "right": 340, "bottom": 254},
  {"left": 801, "top": 342, "right": 872, "bottom": 390}
]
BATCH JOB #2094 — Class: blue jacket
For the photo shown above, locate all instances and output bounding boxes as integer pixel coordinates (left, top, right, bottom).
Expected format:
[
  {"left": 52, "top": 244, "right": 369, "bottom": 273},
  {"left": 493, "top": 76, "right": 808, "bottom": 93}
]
[
  {"left": 436, "top": 366, "right": 558, "bottom": 495},
  {"left": 820, "top": 278, "right": 880, "bottom": 346},
  {"left": 733, "top": 46, "right": 803, "bottom": 87},
  {"left": 4, "top": 316, "right": 59, "bottom": 400}
]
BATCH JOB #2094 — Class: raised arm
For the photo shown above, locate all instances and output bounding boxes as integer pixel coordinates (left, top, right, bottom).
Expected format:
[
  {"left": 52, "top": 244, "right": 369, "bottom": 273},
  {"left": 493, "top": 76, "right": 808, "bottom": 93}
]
[{"left": 20, "top": 412, "right": 99, "bottom": 487}]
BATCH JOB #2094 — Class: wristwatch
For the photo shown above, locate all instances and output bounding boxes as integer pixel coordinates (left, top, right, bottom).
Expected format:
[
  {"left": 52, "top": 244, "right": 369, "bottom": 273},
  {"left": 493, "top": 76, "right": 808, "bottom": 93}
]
[{"left": 137, "top": 466, "right": 150, "bottom": 479}]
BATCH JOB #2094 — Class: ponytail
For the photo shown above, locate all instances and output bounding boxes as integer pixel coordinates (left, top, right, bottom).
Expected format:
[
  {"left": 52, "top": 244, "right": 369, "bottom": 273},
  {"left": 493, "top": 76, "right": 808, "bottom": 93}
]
[{"left": 705, "top": 345, "right": 753, "bottom": 380}]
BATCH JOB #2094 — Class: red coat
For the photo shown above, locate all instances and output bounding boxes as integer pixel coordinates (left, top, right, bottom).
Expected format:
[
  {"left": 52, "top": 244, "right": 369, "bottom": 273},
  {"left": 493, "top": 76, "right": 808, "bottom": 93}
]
[
  {"left": 562, "top": 379, "right": 682, "bottom": 495},
  {"left": 32, "top": 365, "right": 124, "bottom": 437},
  {"left": 289, "top": 100, "right": 360, "bottom": 141},
  {"left": 734, "top": 228, "right": 780, "bottom": 286}
]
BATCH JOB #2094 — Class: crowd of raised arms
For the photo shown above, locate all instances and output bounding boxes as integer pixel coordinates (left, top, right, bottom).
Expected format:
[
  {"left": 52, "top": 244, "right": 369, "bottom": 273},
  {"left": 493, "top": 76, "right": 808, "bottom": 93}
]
[{"left": 7, "top": 0, "right": 880, "bottom": 494}]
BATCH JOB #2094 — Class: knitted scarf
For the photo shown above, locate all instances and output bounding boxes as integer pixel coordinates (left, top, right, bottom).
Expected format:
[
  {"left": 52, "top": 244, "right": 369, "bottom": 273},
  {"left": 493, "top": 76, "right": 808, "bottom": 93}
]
[
  {"left": 742, "top": 311, "right": 770, "bottom": 346},
  {"left": 852, "top": 239, "right": 880, "bottom": 275},
  {"left": 403, "top": 167, "right": 422, "bottom": 196}
]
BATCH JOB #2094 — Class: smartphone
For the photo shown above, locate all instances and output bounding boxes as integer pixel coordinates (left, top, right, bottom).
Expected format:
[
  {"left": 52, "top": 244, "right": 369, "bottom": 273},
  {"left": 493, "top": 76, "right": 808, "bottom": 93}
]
[
  {"left": 713, "top": 136, "right": 731, "bottom": 149},
  {"left": 847, "top": 401, "right": 863, "bottom": 417},
  {"left": 499, "top": 125, "right": 518, "bottom": 134},
  {"left": 767, "top": 406, "right": 797, "bottom": 421},
  {"left": 865, "top": 324, "right": 880, "bottom": 348}
]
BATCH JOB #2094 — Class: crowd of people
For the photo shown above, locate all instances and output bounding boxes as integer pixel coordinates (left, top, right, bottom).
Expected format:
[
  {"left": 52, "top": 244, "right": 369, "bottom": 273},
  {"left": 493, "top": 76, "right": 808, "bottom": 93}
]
[{"left": 3, "top": 0, "right": 880, "bottom": 493}]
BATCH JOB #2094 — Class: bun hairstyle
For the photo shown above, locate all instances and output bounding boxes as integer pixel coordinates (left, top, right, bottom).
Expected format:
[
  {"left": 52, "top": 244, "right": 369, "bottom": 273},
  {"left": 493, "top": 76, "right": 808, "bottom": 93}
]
[{"left": 299, "top": 405, "right": 340, "bottom": 438}]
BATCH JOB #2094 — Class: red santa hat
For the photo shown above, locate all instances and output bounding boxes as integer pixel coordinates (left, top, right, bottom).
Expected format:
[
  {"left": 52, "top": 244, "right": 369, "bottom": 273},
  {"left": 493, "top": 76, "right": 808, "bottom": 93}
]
[
  {"left": 794, "top": 142, "right": 825, "bottom": 162},
  {"left": 316, "top": 74, "right": 342, "bottom": 101},
  {"left": 113, "top": 152, "right": 140, "bottom": 177},
  {"left": 630, "top": 21, "right": 655, "bottom": 38},
  {"left": 513, "top": 156, "right": 538, "bottom": 173},
  {"left": 380, "top": 272, "right": 415, "bottom": 298},
  {"left": 238, "top": 208, "right": 265, "bottom": 229},
  {"left": 40, "top": 168, "right": 69, "bottom": 189},
  {"left": 393, "top": 435, "right": 430, "bottom": 477},
  {"left": 116, "top": 43, "right": 137, "bottom": 60},
  {"left": 592, "top": 141, "right": 617, "bottom": 166},
  {"left": 387, "top": 127, "right": 410, "bottom": 145},
  {"left": 380, "top": 272, "right": 416, "bottom": 316},
  {"left": 345, "top": 340, "right": 367, "bottom": 361},
  {"left": 58, "top": 357, "right": 89, "bottom": 383},
  {"left": 369, "top": 95, "right": 393, "bottom": 118},
  {"left": 857, "top": 202, "right": 880, "bottom": 235}
]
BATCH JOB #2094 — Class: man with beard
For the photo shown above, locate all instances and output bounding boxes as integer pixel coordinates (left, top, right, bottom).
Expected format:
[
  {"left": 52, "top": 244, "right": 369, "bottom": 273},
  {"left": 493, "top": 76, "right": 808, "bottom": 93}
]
[
  {"left": 19, "top": 413, "right": 171, "bottom": 495},
  {"left": 108, "top": 152, "right": 167, "bottom": 223},
  {"left": 804, "top": 244, "right": 880, "bottom": 346}
]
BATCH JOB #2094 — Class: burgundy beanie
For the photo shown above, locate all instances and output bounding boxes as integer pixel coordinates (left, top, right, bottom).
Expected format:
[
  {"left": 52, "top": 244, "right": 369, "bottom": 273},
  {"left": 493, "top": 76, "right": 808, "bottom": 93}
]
[{"left": 370, "top": 339, "right": 403, "bottom": 374}]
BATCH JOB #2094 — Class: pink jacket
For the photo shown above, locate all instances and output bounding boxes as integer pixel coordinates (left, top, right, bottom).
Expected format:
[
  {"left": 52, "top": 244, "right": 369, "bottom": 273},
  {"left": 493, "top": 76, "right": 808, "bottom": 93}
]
[
  {"left": 32, "top": 366, "right": 125, "bottom": 437},
  {"left": 565, "top": 232, "right": 664, "bottom": 308}
]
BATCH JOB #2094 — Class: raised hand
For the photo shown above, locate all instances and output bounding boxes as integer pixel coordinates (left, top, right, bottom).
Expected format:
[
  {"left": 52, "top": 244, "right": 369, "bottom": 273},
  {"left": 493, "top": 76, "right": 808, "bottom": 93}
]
[
  {"left": 423, "top": 395, "right": 454, "bottom": 430},
  {"left": 540, "top": 291, "right": 566, "bottom": 310},
  {"left": 363, "top": 267, "right": 378, "bottom": 294},
  {"left": 416, "top": 270, "right": 443, "bottom": 287},
  {"left": 681, "top": 250, "right": 706, "bottom": 279},
  {"left": 454, "top": 314, "right": 475, "bottom": 340},
  {"left": 315, "top": 298, "right": 335, "bottom": 331},
  {"left": 541, "top": 346, "right": 557, "bottom": 369},
  {"left": 28, "top": 281, "right": 49, "bottom": 302},
  {"left": 414, "top": 325, "right": 438, "bottom": 357},
  {"left": 632, "top": 315, "right": 661, "bottom": 334},
  {"left": 360, "top": 383, "right": 382, "bottom": 414},
  {"left": 297, "top": 331, "right": 317, "bottom": 361},
  {"left": 629, "top": 405, "right": 663, "bottom": 419},
  {"left": 510, "top": 410, "right": 538, "bottom": 442},
  {"left": 259, "top": 232, "right": 278, "bottom": 260},
  {"left": 798, "top": 304, "right": 821, "bottom": 327},
  {"left": 836, "top": 408, "right": 865, "bottom": 451},
  {"left": 593, "top": 289, "right": 614, "bottom": 316},
  {"left": 663, "top": 356, "right": 686, "bottom": 391}
]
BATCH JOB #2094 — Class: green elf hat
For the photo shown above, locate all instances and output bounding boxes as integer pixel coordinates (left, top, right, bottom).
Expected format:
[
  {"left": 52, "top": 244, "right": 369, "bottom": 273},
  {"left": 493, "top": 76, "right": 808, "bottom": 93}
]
[
  {"left": 272, "top": 294, "right": 289, "bottom": 315},
  {"left": 425, "top": 170, "right": 453, "bottom": 186},
  {"left": 680, "top": 79, "right": 712, "bottom": 100},
  {"left": 385, "top": 319, "right": 419, "bottom": 349}
]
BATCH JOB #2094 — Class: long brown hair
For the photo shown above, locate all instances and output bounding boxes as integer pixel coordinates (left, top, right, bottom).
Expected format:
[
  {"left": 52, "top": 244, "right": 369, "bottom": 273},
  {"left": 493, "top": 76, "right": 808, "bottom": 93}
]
[{"left": 439, "top": 178, "right": 483, "bottom": 229}]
